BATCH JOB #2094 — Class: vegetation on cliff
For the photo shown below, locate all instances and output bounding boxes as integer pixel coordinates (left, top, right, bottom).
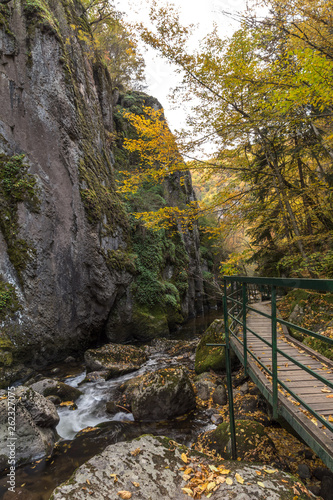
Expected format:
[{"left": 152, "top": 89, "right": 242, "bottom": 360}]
[{"left": 122, "top": 0, "right": 333, "bottom": 279}]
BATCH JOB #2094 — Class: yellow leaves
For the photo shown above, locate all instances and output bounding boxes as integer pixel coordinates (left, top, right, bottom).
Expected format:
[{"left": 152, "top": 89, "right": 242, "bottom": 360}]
[
  {"left": 110, "top": 474, "right": 118, "bottom": 483},
  {"left": 182, "top": 487, "right": 194, "bottom": 496},
  {"left": 181, "top": 453, "right": 188, "bottom": 463},
  {"left": 117, "top": 492, "right": 132, "bottom": 499},
  {"left": 321, "top": 388, "right": 331, "bottom": 393},
  {"left": 206, "top": 481, "right": 216, "bottom": 492},
  {"left": 130, "top": 448, "right": 141, "bottom": 456},
  {"left": 257, "top": 481, "right": 266, "bottom": 488},
  {"left": 132, "top": 482, "right": 140, "bottom": 488},
  {"left": 225, "top": 477, "right": 233, "bottom": 485},
  {"left": 328, "top": 416, "right": 333, "bottom": 422},
  {"left": 235, "top": 473, "right": 244, "bottom": 484},
  {"left": 219, "top": 469, "right": 231, "bottom": 475}
]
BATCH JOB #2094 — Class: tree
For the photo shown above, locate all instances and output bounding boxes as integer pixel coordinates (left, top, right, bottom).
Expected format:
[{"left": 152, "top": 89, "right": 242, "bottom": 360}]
[{"left": 117, "top": 0, "right": 333, "bottom": 277}]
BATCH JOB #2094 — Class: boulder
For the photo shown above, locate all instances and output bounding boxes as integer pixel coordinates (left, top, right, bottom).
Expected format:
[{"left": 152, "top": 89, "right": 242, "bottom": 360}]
[
  {"left": 15, "top": 386, "right": 59, "bottom": 427},
  {"left": 0, "top": 386, "right": 59, "bottom": 471},
  {"left": 212, "top": 385, "right": 227, "bottom": 406},
  {"left": 194, "top": 319, "right": 237, "bottom": 374},
  {"left": 50, "top": 435, "right": 313, "bottom": 500},
  {"left": 84, "top": 343, "right": 147, "bottom": 378},
  {"left": 194, "top": 373, "right": 217, "bottom": 401},
  {"left": 196, "top": 420, "right": 277, "bottom": 461},
  {"left": 130, "top": 367, "right": 196, "bottom": 421},
  {"left": 30, "top": 378, "right": 82, "bottom": 402}
]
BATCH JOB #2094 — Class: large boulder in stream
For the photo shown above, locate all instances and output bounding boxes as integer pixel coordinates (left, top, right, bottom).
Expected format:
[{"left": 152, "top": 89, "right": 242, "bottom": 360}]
[
  {"left": 130, "top": 366, "right": 196, "bottom": 421},
  {"left": 84, "top": 343, "right": 147, "bottom": 378},
  {"left": 195, "top": 319, "right": 237, "bottom": 374},
  {"left": 0, "top": 386, "right": 59, "bottom": 471},
  {"left": 30, "top": 378, "right": 82, "bottom": 402},
  {"left": 50, "top": 435, "right": 312, "bottom": 499}
]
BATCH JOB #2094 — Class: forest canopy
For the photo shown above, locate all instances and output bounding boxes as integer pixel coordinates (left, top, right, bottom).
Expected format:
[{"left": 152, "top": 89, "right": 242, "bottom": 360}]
[{"left": 116, "top": 0, "right": 333, "bottom": 278}]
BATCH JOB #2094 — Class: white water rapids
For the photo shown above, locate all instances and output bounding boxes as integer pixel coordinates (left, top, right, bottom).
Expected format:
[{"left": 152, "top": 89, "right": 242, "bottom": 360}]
[{"left": 56, "top": 353, "right": 178, "bottom": 440}]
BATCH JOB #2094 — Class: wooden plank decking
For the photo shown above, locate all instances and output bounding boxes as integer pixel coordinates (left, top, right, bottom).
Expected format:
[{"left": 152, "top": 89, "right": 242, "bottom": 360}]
[{"left": 230, "top": 302, "right": 333, "bottom": 471}]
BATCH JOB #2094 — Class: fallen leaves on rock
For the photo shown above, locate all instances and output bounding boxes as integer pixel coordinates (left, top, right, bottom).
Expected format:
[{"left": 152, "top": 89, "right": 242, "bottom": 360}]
[{"left": 117, "top": 491, "right": 132, "bottom": 499}]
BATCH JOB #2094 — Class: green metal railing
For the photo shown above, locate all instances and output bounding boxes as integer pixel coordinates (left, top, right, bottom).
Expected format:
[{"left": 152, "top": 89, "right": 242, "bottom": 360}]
[{"left": 221, "top": 276, "right": 333, "bottom": 467}]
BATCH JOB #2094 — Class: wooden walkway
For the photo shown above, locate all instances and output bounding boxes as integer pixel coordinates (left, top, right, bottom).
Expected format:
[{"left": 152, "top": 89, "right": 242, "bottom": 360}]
[{"left": 230, "top": 302, "right": 333, "bottom": 470}]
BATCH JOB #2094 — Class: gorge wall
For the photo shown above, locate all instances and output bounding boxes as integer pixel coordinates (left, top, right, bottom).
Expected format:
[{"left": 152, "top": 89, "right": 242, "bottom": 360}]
[{"left": 0, "top": 0, "right": 204, "bottom": 383}]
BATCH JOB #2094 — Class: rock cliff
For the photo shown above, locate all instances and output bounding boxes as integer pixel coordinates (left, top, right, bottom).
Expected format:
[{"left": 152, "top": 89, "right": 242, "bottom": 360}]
[{"left": 0, "top": 0, "right": 203, "bottom": 383}]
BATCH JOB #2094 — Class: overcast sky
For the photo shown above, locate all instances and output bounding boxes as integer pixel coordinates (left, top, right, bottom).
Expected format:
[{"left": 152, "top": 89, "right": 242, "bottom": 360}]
[{"left": 115, "top": 0, "right": 259, "bottom": 152}]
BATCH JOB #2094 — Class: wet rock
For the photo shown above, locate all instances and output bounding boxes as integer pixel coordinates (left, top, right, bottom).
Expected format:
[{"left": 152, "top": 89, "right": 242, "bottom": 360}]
[
  {"left": 47, "top": 395, "right": 61, "bottom": 405},
  {"left": 195, "top": 378, "right": 216, "bottom": 401},
  {"left": 0, "top": 364, "right": 34, "bottom": 390},
  {"left": 84, "top": 343, "right": 147, "bottom": 378},
  {"left": 308, "top": 484, "right": 321, "bottom": 497},
  {"left": 105, "top": 401, "right": 119, "bottom": 415},
  {"left": 239, "top": 382, "right": 249, "bottom": 394},
  {"left": 50, "top": 435, "right": 314, "bottom": 500},
  {"left": 83, "top": 370, "right": 109, "bottom": 383},
  {"left": 30, "top": 378, "right": 82, "bottom": 402},
  {"left": 196, "top": 420, "right": 277, "bottom": 461},
  {"left": 64, "top": 356, "right": 76, "bottom": 363},
  {"left": 0, "top": 387, "right": 58, "bottom": 471},
  {"left": 321, "top": 475, "right": 333, "bottom": 500},
  {"left": 212, "top": 385, "right": 227, "bottom": 405},
  {"left": 313, "top": 466, "right": 333, "bottom": 481},
  {"left": 211, "top": 414, "right": 223, "bottom": 425},
  {"left": 15, "top": 386, "right": 59, "bottom": 428},
  {"left": 194, "top": 320, "right": 237, "bottom": 374},
  {"left": 297, "top": 463, "right": 311, "bottom": 479},
  {"left": 131, "top": 367, "right": 196, "bottom": 421}
]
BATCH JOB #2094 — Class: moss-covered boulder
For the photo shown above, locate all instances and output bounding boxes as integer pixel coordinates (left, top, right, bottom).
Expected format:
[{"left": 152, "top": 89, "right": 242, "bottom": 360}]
[
  {"left": 131, "top": 307, "right": 170, "bottom": 342},
  {"left": 196, "top": 420, "right": 277, "bottom": 461},
  {"left": 30, "top": 378, "right": 82, "bottom": 403},
  {"left": 131, "top": 366, "right": 196, "bottom": 421},
  {"left": 84, "top": 343, "right": 147, "bottom": 378},
  {"left": 195, "top": 319, "right": 237, "bottom": 374}
]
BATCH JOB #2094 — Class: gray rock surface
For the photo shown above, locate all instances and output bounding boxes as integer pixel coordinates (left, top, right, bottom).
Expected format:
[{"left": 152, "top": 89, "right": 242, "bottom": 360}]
[
  {"left": 0, "top": 0, "right": 204, "bottom": 378},
  {"left": 0, "top": 386, "right": 58, "bottom": 471},
  {"left": 50, "top": 435, "right": 311, "bottom": 500},
  {"left": 212, "top": 384, "right": 227, "bottom": 405},
  {"left": 84, "top": 343, "right": 147, "bottom": 377},
  {"left": 131, "top": 367, "right": 196, "bottom": 421},
  {"left": 30, "top": 378, "right": 82, "bottom": 402}
]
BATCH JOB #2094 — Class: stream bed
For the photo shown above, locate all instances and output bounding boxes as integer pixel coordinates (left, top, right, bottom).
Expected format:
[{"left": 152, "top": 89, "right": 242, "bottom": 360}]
[{"left": 0, "top": 309, "right": 222, "bottom": 500}]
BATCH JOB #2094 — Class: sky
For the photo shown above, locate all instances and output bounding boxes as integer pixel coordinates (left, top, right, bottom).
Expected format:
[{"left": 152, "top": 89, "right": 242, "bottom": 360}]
[{"left": 114, "top": 0, "right": 260, "bottom": 153}]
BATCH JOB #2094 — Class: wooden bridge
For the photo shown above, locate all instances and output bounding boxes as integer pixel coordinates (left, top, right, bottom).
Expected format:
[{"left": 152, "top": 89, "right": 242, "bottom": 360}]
[{"left": 221, "top": 277, "right": 333, "bottom": 471}]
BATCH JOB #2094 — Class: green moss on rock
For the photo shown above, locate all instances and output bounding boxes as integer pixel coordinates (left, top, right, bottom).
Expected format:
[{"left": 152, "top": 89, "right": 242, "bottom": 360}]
[
  {"left": 0, "top": 278, "right": 20, "bottom": 321},
  {"left": 195, "top": 319, "right": 237, "bottom": 374},
  {"left": 197, "top": 420, "right": 276, "bottom": 461},
  {"left": 0, "top": 154, "right": 39, "bottom": 282}
]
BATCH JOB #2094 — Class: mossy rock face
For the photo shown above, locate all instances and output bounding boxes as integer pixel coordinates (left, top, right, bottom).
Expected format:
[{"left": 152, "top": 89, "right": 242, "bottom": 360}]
[
  {"left": 197, "top": 419, "right": 276, "bottom": 461},
  {"left": 84, "top": 343, "right": 147, "bottom": 378},
  {"left": 131, "top": 307, "right": 169, "bottom": 342},
  {"left": 195, "top": 319, "right": 237, "bottom": 374},
  {"left": 131, "top": 366, "right": 196, "bottom": 421}
]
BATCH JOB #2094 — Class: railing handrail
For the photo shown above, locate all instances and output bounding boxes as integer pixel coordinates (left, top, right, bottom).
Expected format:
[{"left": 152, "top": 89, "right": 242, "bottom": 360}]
[
  {"left": 224, "top": 275, "right": 333, "bottom": 292},
  {"left": 223, "top": 276, "right": 333, "bottom": 437}
]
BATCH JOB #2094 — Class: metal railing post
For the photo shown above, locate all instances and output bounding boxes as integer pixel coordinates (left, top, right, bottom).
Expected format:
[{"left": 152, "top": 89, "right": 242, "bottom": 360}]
[
  {"left": 223, "top": 279, "right": 237, "bottom": 460},
  {"left": 242, "top": 282, "right": 248, "bottom": 376},
  {"left": 271, "top": 285, "right": 278, "bottom": 419}
]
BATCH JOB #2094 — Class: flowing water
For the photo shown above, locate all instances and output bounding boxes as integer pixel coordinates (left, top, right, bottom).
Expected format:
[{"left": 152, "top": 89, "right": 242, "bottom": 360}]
[{"left": 0, "top": 309, "right": 222, "bottom": 500}]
